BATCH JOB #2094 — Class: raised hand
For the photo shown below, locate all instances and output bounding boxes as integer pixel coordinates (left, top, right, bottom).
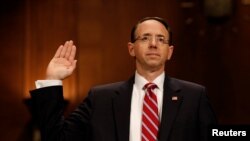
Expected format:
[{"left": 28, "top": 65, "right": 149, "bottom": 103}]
[{"left": 46, "top": 40, "right": 77, "bottom": 80}]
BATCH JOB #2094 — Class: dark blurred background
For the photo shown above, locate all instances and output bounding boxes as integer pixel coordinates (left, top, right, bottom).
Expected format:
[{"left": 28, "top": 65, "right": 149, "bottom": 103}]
[{"left": 0, "top": 0, "right": 250, "bottom": 140}]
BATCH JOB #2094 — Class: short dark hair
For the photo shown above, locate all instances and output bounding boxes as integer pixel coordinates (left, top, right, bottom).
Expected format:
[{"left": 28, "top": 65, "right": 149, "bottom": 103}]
[{"left": 130, "top": 17, "right": 173, "bottom": 45}]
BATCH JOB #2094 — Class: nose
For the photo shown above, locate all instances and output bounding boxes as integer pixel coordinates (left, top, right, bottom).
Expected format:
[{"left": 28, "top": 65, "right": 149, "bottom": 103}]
[{"left": 148, "top": 37, "right": 157, "bottom": 48}]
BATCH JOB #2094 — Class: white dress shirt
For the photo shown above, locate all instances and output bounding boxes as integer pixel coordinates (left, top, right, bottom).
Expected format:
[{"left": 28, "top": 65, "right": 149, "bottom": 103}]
[
  {"left": 35, "top": 80, "right": 62, "bottom": 88},
  {"left": 129, "top": 71, "right": 165, "bottom": 141},
  {"left": 35, "top": 71, "right": 165, "bottom": 141}
]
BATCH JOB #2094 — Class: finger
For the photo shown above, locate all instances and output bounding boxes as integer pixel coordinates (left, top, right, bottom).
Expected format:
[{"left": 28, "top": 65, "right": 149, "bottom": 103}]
[
  {"left": 65, "top": 40, "right": 73, "bottom": 60},
  {"left": 69, "top": 45, "right": 76, "bottom": 62},
  {"left": 54, "top": 45, "right": 63, "bottom": 58},
  {"left": 59, "top": 41, "right": 69, "bottom": 58}
]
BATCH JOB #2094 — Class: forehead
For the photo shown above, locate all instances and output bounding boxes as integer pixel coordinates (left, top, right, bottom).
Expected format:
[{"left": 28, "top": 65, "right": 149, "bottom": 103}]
[{"left": 136, "top": 20, "right": 169, "bottom": 37}]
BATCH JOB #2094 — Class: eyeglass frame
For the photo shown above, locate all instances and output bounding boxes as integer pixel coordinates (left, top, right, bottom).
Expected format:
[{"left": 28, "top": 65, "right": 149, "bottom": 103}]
[{"left": 134, "top": 34, "right": 169, "bottom": 45}]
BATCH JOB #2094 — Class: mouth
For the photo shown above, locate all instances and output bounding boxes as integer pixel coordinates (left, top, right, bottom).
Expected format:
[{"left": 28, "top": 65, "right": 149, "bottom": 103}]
[{"left": 146, "top": 53, "right": 160, "bottom": 57}]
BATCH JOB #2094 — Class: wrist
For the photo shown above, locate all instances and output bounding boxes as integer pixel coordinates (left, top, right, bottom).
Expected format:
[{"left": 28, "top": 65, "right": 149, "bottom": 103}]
[{"left": 46, "top": 75, "right": 61, "bottom": 80}]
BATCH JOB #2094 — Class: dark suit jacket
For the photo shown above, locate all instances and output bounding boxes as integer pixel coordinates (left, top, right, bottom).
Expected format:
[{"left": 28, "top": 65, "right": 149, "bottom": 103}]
[{"left": 30, "top": 75, "right": 217, "bottom": 141}]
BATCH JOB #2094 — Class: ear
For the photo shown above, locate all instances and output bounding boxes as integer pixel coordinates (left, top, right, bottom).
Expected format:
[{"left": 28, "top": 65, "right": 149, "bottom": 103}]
[
  {"left": 167, "top": 45, "right": 174, "bottom": 60},
  {"left": 128, "top": 42, "right": 135, "bottom": 57}
]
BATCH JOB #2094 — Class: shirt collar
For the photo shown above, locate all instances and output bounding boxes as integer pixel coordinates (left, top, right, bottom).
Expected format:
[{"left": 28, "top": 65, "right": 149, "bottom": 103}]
[{"left": 134, "top": 71, "right": 165, "bottom": 91}]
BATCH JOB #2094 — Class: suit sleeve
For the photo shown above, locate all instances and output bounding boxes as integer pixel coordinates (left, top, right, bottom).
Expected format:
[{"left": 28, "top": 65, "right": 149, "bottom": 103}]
[
  {"left": 30, "top": 86, "right": 93, "bottom": 141},
  {"left": 198, "top": 88, "right": 217, "bottom": 141}
]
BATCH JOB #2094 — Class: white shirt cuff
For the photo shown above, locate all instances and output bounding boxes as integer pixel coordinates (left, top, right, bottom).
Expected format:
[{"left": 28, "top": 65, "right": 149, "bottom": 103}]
[{"left": 35, "top": 80, "right": 63, "bottom": 89}]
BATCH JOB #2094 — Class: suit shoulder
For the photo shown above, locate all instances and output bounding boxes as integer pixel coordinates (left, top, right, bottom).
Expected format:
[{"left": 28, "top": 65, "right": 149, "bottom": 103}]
[
  {"left": 169, "top": 77, "right": 205, "bottom": 90},
  {"left": 86, "top": 81, "right": 128, "bottom": 100},
  {"left": 91, "top": 81, "right": 126, "bottom": 92}
]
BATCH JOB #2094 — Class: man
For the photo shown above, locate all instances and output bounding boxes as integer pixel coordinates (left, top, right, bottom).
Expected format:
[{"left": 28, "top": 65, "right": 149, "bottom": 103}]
[{"left": 30, "top": 17, "right": 217, "bottom": 141}]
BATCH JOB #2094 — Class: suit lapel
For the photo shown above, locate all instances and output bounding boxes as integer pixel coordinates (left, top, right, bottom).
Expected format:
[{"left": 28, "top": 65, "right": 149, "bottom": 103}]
[
  {"left": 112, "top": 75, "right": 183, "bottom": 141},
  {"left": 112, "top": 77, "right": 134, "bottom": 141},
  {"left": 158, "top": 76, "right": 183, "bottom": 141}
]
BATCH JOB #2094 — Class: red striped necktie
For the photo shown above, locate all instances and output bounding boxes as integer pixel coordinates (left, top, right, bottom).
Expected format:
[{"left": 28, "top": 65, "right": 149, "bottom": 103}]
[{"left": 141, "top": 83, "right": 159, "bottom": 141}]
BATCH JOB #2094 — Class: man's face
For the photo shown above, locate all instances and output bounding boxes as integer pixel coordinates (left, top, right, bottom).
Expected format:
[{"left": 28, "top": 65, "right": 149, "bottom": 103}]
[{"left": 128, "top": 20, "right": 174, "bottom": 71}]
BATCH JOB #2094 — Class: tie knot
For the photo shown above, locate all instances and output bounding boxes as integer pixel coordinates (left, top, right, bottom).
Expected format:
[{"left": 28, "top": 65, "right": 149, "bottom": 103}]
[{"left": 143, "top": 82, "right": 157, "bottom": 90}]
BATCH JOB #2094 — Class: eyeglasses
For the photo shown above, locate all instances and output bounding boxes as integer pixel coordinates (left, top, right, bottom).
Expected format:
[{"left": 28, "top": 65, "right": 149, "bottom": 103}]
[{"left": 135, "top": 35, "right": 169, "bottom": 45}]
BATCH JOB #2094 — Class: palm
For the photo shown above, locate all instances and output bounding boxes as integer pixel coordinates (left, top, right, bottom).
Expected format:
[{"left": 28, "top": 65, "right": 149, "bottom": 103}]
[{"left": 46, "top": 40, "right": 77, "bottom": 80}]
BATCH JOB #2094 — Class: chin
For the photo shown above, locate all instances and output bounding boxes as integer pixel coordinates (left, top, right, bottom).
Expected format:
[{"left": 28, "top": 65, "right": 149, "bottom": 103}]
[{"left": 147, "top": 63, "right": 162, "bottom": 69}]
